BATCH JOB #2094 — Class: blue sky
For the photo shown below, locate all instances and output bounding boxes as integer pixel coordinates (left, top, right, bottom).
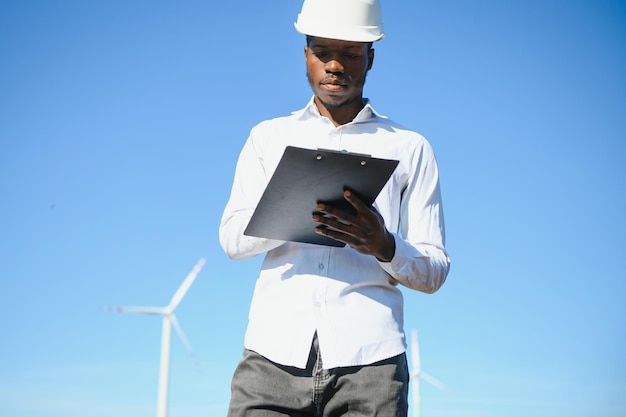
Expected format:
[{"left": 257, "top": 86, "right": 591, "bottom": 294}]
[{"left": 1, "top": 1, "right": 625, "bottom": 416}]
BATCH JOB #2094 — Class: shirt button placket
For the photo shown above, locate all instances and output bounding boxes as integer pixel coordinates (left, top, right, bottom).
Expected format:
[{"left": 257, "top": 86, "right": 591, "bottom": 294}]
[
  {"left": 313, "top": 250, "right": 329, "bottom": 319},
  {"left": 328, "top": 127, "right": 343, "bottom": 149}
]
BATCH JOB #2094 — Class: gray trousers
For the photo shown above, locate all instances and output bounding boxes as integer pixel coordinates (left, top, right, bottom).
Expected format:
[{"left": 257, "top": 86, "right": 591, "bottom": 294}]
[{"left": 227, "top": 334, "right": 409, "bottom": 417}]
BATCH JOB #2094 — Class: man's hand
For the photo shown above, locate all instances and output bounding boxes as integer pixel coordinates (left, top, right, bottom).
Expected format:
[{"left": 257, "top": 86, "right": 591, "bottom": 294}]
[{"left": 312, "top": 190, "right": 396, "bottom": 262}]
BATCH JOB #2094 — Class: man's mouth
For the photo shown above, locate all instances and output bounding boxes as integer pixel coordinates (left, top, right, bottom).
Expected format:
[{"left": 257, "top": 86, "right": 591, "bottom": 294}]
[{"left": 321, "top": 80, "right": 347, "bottom": 91}]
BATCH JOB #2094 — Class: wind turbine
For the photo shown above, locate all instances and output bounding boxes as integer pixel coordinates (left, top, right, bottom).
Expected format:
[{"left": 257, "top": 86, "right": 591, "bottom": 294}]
[
  {"left": 107, "top": 257, "right": 206, "bottom": 417},
  {"left": 409, "top": 328, "right": 450, "bottom": 417}
]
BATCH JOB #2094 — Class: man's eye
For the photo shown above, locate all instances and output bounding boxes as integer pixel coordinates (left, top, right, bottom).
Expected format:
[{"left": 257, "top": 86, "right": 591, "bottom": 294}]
[
  {"left": 315, "top": 52, "right": 328, "bottom": 59},
  {"left": 345, "top": 54, "right": 360, "bottom": 60}
]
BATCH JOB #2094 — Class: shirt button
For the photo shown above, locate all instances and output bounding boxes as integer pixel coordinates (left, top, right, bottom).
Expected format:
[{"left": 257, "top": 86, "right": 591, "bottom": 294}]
[{"left": 318, "top": 263, "right": 325, "bottom": 270}]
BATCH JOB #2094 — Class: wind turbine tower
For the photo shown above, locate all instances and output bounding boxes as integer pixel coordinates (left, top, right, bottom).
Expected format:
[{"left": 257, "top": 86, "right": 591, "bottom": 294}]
[
  {"left": 108, "top": 257, "right": 206, "bottom": 417},
  {"left": 409, "top": 328, "right": 450, "bottom": 417}
]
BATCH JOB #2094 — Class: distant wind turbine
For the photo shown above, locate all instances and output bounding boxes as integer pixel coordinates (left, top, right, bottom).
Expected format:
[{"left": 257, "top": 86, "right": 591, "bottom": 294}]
[
  {"left": 409, "top": 328, "right": 451, "bottom": 417},
  {"left": 107, "top": 257, "right": 206, "bottom": 417}
]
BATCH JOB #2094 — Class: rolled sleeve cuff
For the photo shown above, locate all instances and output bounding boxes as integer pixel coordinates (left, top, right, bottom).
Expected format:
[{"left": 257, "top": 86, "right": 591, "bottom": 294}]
[{"left": 378, "top": 234, "right": 447, "bottom": 294}]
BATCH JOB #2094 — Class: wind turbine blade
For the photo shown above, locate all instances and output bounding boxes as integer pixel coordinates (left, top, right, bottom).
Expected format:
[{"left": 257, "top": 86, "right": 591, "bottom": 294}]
[
  {"left": 170, "top": 314, "right": 201, "bottom": 369},
  {"left": 168, "top": 257, "right": 206, "bottom": 311},
  {"left": 105, "top": 306, "right": 166, "bottom": 315},
  {"left": 421, "top": 371, "right": 452, "bottom": 393}
]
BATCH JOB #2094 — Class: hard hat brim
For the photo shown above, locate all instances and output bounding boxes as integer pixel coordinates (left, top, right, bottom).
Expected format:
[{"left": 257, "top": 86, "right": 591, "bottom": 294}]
[{"left": 294, "top": 21, "right": 384, "bottom": 43}]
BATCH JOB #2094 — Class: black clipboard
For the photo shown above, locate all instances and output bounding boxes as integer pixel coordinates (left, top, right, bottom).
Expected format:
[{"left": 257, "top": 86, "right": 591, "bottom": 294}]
[{"left": 244, "top": 146, "right": 399, "bottom": 247}]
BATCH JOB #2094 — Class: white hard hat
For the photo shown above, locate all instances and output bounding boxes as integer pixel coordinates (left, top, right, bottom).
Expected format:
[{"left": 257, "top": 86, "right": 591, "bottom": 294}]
[{"left": 294, "top": 0, "right": 384, "bottom": 43}]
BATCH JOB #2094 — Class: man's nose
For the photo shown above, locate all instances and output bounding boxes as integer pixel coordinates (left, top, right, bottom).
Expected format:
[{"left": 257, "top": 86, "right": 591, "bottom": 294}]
[{"left": 324, "top": 57, "right": 344, "bottom": 74}]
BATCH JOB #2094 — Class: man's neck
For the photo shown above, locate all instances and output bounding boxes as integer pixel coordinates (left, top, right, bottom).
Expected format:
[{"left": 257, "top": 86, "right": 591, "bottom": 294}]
[{"left": 314, "top": 96, "right": 365, "bottom": 127}]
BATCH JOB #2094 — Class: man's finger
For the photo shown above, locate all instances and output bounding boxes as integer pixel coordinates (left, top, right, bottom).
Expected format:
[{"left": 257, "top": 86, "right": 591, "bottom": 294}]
[{"left": 343, "top": 190, "right": 369, "bottom": 212}]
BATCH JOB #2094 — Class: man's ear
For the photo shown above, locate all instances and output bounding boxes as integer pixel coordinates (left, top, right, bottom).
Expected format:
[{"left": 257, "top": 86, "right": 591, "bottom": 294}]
[
  {"left": 304, "top": 45, "right": 309, "bottom": 61},
  {"left": 368, "top": 48, "right": 375, "bottom": 71}
]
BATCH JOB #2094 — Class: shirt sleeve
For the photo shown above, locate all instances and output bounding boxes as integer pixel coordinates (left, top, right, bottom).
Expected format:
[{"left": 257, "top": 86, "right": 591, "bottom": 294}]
[
  {"left": 378, "top": 142, "right": 450, "bottom": 293},
  {"left": 219, "top": 131, "right": 286, "bottom": 260}
]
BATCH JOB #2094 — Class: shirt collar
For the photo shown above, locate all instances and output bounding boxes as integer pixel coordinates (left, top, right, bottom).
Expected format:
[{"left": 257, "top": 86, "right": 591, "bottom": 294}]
[{"left": 292, "top": 96, "right": 387, "bottom": 124}]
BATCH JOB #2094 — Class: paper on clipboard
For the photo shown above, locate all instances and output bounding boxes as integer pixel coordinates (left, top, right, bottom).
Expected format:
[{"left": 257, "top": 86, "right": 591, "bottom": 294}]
[{"left": 244, "top": 146, "right": 399, "bottom": 247}]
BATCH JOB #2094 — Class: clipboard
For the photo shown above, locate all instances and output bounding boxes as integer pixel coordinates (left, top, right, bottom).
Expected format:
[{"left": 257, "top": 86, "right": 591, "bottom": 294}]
[{"left": 244, "top": 146, "right": 399, "bottom": 247}]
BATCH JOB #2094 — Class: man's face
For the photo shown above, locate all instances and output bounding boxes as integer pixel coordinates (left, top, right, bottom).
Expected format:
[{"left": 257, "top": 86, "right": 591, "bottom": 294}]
[{"left": 305, "top": 36, "right": 374, "bottom": 110}]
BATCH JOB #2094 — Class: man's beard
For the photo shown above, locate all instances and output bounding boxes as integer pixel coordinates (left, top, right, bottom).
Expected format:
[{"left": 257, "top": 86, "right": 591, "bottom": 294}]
[{"left": 306, "top": 71, "right": 367, "bottom": 109}]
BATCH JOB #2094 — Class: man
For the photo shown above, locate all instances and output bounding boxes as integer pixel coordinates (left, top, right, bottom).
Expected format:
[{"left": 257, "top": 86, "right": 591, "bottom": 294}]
[{"left": 219, "top": 0, "right": 450, "bottom": 415}]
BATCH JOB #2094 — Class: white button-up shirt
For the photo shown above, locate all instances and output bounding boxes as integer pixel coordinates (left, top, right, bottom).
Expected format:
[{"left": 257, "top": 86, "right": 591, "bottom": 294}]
[{"left": 220, "top": 98, "right": 450, "bottom": 369}]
